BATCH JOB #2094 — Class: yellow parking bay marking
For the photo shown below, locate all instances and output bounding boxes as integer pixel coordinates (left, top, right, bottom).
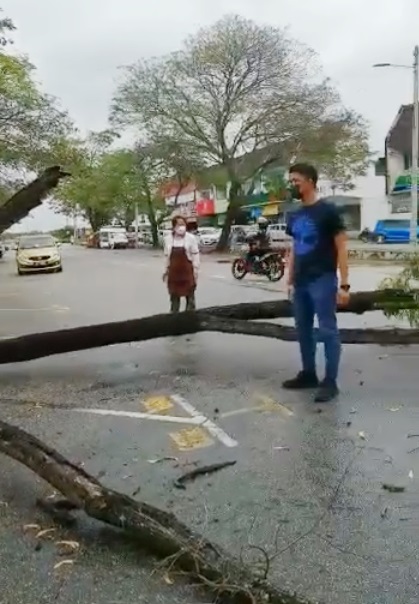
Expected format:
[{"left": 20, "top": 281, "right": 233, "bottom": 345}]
[
  {"left": 142, "top": 395, "right": 173, "bottom": 415},
  {"left": 254, "top": 394, "right": 294, "bottom": 417},
  {"left": 170, "top": 427, "right": 214, "bottom": 451}
]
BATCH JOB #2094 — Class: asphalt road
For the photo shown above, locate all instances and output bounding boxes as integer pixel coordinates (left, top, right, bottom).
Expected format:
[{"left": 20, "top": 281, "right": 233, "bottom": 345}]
[{"left": 1, "top": 246, "right": 419, "bottom": 604}]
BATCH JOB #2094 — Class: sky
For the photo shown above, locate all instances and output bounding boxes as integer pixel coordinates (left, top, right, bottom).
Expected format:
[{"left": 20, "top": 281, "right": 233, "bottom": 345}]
[{"left": 2, "top": 0, "right": 418, "bottom": 231}]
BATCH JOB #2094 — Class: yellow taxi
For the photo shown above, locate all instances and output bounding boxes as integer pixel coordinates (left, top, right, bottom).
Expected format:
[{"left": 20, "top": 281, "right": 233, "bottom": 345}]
[{"left": 16, "top": 234, "right": 62, "bottom": 275}]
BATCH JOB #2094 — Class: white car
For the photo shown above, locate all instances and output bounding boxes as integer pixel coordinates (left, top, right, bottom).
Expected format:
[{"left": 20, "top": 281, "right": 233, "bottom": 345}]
[
  {"left": 198, "top": 227, "right": 221, "bottom": 247},
  {"left": 267, "top": 223, "right": 290, "bottom": 244}
]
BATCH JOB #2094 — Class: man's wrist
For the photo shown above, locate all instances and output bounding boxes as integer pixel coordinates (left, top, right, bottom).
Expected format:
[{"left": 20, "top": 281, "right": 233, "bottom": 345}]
[{"left": 340, "top": 283, "right": 350, "bottom": 292}]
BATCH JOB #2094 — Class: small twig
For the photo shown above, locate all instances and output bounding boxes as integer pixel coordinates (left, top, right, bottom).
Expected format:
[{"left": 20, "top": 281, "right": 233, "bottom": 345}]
[
  {"left": 408, "top": 447, "right": 419, "bottom": 454},
  {"left": 407, "top": 434, "right": 419, "bottom": 439},
  {"left": 174, "top": 461, "right": 237, "bottom": 489}
]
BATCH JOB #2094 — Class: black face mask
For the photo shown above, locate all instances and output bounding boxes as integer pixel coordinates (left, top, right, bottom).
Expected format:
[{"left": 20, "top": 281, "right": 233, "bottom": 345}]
[{"left": 289, "top": 184, "right": 303, "bottom": 200}]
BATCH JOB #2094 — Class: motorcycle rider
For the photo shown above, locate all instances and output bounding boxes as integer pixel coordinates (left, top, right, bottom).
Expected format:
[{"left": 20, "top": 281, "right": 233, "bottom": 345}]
[{"left": 246, "top": 216, "right": 271, "bottom": 267}]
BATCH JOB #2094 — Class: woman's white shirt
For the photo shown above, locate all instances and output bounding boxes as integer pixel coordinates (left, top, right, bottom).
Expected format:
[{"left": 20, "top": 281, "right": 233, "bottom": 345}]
[{"left": 164, "top": 232, "right": 200, "bottom": 275}]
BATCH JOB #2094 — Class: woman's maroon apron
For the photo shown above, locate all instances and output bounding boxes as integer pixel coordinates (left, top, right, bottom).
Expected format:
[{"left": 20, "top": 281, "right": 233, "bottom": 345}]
[{"left": 167, "top": 240, "right": 195, "bottom": 297}]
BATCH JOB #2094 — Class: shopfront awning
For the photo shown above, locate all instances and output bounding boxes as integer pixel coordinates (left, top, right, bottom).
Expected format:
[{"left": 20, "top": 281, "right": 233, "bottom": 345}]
[{"left": 262, "top": 203, "right": 279, "bottom": 216}]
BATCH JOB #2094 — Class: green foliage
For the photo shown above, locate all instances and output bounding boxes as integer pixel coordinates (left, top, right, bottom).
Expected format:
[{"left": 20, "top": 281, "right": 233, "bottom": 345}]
[
  {"left": 56, "top": 134, "right": 165, "bottom": 241},
  {"left": 379, "top": 254, "right": 419, "bottom": 326}
]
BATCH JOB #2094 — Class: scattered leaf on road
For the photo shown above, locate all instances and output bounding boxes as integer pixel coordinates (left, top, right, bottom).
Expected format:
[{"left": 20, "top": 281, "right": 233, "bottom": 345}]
[
  {"left": 53, "top": 559, "right": 74, "bottom": 571},
  {"left": 409, "top": 470, "right": 414, "bottom": 479},
  {"left": 387, "top": 407, "right": 400, "bottom": 412},
  {"left": 23, "top": 524, "right": 41, "bottom": 533},
  {"left": 163, "top": 573, "right": 174, "bottom": 585},
  {"left": 36, "top": 528, "right": 56, "bottom": 539},
  {"left": 358, "top": 431, "right": 367, "bottom": 440},
  {"left": 55, "top": 540, "right": 80, "bottom": 555},
  {"left": 273, "top": 446, "right": 290, "bottom": 451},
  {"left": 147, "top": 457, "right": 178, "bottom": 464}
]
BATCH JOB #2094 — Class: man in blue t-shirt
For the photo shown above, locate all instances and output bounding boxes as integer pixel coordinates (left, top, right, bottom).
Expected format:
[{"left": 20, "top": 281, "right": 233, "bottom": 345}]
[{"left": 283, "top": 163, "right": 350, "bottom": 402}]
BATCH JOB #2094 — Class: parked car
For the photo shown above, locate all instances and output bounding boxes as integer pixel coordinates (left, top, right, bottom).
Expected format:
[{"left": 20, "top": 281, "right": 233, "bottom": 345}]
[
  {"left": 372, "top": 219, "right": 419, "bottom": 243},
  {"left": 267, "top": 223, "right": 290, "bottom": 244},
  {"left": 198, "top": 227, "right": 221, "bottom": 247},
  {"left": 16, "top": 234, "right": 62, "bottom": 275}
]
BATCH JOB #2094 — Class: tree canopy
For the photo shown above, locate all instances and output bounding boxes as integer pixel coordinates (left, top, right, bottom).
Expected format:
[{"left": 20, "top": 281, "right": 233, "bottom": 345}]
[
  {"left": 110, "top": 14, "right": 370, "bottom": 245},
  {"left": 55, "top": 133, "right": 166, "bottom": 242}
]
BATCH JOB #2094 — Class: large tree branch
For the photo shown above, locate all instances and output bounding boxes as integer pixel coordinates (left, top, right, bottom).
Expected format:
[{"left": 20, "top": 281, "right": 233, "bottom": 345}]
[
  {"left": 0, "top": 419, "right": 307, "bottom": 604},
  {"left": 0, "top": 290, "right": 417, "bottom": 364},
  {"left": 0, "top": 165, "right": 70, "bottom": 233}
]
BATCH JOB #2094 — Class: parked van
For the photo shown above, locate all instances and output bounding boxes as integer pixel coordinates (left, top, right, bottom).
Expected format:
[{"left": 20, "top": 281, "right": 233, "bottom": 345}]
[
  {"left": 372, "top": 219, "right": 419, "bottom": 243},
  {"left": 98, "top": 227, "right": 129, "bottom": 249}
]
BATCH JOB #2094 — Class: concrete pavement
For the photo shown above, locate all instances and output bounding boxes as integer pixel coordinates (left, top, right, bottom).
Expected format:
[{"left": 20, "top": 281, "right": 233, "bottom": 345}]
[{"left": 0, "top": 246, "right": 419, "bottom": 604}]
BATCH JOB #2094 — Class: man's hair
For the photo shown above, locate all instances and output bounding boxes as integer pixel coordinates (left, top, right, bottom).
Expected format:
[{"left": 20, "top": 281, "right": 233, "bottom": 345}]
[{"left": 289, "top": 163, "right": 318, "bottom": 186}]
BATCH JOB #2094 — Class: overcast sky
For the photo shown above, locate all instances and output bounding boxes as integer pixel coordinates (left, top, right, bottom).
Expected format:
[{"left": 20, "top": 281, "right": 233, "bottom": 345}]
[{"left": 3, "top": 0, "right": 418, "bottom": 230}]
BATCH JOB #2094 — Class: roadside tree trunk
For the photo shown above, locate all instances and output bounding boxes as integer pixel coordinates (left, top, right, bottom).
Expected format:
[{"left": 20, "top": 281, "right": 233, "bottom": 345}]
[{"left": 216, "top": 180, "right": 242, "bottom": 251}]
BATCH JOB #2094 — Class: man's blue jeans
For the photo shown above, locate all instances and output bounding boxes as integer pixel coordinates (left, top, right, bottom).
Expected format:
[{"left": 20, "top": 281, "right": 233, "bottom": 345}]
[{"left": 293, "top": 272, "right": 341, "bottom": 383}]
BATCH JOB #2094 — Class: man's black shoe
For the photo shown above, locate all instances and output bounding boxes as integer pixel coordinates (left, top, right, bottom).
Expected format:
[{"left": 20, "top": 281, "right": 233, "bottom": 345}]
[
  {"left": 282, "top": 371, "right": 319, "bottom": 390},
  {"left": 314, "top": 380, "right": 339, "bottom": 403}
]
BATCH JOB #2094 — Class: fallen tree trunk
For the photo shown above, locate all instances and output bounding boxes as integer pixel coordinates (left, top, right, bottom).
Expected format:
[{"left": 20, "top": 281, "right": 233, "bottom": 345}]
[
  {"left": 0, "top": 419, "right": 306, "bottom": 604},
  {"left": 202, "top": 316, "right": 419, "bottom": 345},
  {"left": 0, "top": 289, "right": 418, "bottom": 364},
  {"left": 0, "top": 166, "right": 70, "bottom": 233}
]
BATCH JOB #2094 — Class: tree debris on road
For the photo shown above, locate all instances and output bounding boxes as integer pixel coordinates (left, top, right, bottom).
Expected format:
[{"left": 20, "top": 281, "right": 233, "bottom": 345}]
[
  {"left": 0, "top": 419, "right": 306, "bottom": 604},
  {"left": 174, "top": 460, "right": 237, "bottom": 489}
]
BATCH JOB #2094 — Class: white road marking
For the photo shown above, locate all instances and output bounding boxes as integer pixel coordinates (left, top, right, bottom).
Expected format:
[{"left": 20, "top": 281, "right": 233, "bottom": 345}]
[
  {"left": 0, "top": 306, "right": 69, "bottom": 312},
  {"left": 171, "top": 394, "right": 238, "bottom": 448},
  {"left": 74, "top": 408, "right": 203, "bottom": 425}
]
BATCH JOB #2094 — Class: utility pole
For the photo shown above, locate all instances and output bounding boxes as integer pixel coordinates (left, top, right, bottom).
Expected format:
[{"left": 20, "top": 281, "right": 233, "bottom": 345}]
[{"left": 410, "top": 45, "right": 419, "bottom": 246}]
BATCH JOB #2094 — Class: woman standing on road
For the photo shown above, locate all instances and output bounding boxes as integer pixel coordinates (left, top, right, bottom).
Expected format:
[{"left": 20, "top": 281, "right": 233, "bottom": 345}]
[{"left": 163, "top": 215, "right": 200, "bottom": 312}]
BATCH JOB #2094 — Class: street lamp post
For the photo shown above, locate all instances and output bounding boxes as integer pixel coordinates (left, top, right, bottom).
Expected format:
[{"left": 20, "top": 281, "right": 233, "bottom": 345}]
[
  {"left": 411, "top": 46, "right": 419, "bottom": 246},
  {"left": 374, "top": 45, "right": 419, "bottom": 247}
]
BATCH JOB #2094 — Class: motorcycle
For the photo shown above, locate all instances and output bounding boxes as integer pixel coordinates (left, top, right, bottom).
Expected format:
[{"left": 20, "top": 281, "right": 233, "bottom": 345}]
[
  {"left": 358, "top": 227, "right": 377, "bottom": 243},
  {"left": 231, "top": 249, "right": 286, "bottom": 282}
]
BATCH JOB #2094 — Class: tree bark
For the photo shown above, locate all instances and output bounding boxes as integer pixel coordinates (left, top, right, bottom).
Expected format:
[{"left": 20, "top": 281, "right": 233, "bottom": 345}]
[
  {"left": 0, "top": 290, "right": 417, "bottom": 365},
  {"left": 0, "top": 419, "right": 306, "bottom": 604},
  {"left": 0, "top": 166, "right": 70, "bottom": 234}
]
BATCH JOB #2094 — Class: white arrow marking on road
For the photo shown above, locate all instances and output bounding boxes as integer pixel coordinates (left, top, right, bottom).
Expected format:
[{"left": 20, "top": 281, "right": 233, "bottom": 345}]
[{"left": 171, "top": 394, "right": 238, "bottom": 448}]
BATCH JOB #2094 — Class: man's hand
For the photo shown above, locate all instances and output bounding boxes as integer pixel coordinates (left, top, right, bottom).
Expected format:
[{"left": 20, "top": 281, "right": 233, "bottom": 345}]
[{"left": 337, "top": 287, "right": 350, "bottom": 306}]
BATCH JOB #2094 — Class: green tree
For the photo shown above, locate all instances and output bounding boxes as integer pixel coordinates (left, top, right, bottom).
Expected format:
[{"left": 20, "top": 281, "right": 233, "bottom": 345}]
[
  {"left": 111, "top": 14, "right": 369, "bottom": 249},
  {"left": 298, "top": 111, "right": 372, "bottom": 194},
  {"left": 56, "top": 130, "right": 118, "bottom": 231}
]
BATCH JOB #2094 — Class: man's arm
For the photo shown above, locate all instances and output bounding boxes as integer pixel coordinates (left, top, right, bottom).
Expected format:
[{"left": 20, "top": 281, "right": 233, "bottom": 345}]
[
  {"left": 287, "top": 246, "right": 295, "bottom": 286},
  {"left": 335, "top": 231, "right": 349, "bottom": 287},
  {"left": 328, "top": 206, "right": 349, "bottom": 287},
  {"left": 285, "top": 215, "right": 294, "bottom": 286}
]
